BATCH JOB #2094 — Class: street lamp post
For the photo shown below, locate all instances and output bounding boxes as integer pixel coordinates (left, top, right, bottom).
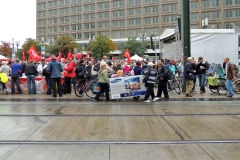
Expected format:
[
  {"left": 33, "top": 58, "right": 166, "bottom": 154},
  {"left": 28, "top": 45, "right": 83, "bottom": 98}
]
[
  {"left": 11, "top": 38, "right": 15, "bottom": 60},
  {"left": 139, "top": 33, "right": 147, "bottom": 56},
  {"left": 41, "top": 37, "right": 45, "bottom": 57},
  {"left": 202, "top": 18, "right": 208, "bottom": 29}
]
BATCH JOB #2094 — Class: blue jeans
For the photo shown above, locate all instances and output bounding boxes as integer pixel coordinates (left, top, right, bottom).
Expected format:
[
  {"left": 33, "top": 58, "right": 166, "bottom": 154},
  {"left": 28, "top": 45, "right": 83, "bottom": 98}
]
[
  {"left": 27, "top": 75, "right": 36, "bottom": 93},
  {"left": 46, "top": 78, "right": 52, "bottom": 94},
  {"left": 225, "top": 79, "right": 234, "bottom": 95},
  {"left": 198, "top": 74, "right": 206, "bottom": 92}
]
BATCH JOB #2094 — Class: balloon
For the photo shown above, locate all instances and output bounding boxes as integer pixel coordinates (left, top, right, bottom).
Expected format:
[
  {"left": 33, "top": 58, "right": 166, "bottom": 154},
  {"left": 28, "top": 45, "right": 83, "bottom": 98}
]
[{"left": 76, "top": 53, "right": 82, "bottom": 59}]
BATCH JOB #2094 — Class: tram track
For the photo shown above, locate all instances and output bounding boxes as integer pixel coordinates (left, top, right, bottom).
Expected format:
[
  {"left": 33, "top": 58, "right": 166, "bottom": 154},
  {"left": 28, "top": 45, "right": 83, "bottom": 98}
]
[
  {"left": 0, "top": 113, "right": 240, "bottom": 117},
  {"left": 0, "top": 140, "right": 240, "bottom": 145}
]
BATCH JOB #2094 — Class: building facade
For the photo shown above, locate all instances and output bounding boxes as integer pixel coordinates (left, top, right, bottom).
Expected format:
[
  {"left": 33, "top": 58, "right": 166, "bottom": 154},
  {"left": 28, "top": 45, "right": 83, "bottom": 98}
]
[{"left": 36, "top": 0, "right": 240, "bottom": 51}]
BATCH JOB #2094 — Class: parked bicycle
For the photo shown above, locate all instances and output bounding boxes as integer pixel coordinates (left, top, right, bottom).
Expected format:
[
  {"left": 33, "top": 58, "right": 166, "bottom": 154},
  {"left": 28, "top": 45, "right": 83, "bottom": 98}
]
[{"left": 168, "top": 78, "right": 181, "bottom": 94}]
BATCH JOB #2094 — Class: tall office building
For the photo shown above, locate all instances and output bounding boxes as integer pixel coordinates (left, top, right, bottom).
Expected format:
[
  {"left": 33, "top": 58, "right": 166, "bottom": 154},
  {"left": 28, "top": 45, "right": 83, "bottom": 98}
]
[{"left": 36, "top": 0, "right": 240, "bottom": 50}]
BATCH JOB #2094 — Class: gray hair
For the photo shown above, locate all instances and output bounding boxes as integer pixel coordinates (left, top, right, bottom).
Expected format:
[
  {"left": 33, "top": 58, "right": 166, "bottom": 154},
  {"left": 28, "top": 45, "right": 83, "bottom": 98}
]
[{"left": 187, "top": 57, "right": 193, "bottom": 61}]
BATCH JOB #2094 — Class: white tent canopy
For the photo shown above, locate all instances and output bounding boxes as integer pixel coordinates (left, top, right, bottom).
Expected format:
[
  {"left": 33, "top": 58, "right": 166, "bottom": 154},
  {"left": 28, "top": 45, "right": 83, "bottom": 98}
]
[
  {"left": 130, "top": 54, "right": 143, "bottom": 61},
  {"left": 0, "top": 55, "right": 9, "bottom": 60}
]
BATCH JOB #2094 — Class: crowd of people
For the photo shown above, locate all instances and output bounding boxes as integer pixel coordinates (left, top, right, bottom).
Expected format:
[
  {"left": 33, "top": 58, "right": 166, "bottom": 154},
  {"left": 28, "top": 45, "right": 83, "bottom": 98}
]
[{"left": 0, "top": 54, "right": 238, "bottom": 100}]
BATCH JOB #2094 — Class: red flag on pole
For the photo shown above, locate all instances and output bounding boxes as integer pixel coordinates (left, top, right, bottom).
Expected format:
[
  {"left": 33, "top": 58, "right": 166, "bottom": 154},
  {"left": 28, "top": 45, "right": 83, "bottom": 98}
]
[
  {"left": 124, "top": 48, "right": 131, "bottom": 62},
  {"left": 22, "top": 50, "right": 25, "bottom": 61},
  {"left": 27, "top": 46, "right": 41, "bottom": 62}
]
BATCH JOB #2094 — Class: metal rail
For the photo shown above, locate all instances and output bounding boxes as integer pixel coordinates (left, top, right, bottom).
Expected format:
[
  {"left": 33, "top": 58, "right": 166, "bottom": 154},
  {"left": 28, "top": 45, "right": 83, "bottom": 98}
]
[{"left": 0, "top": 140, "right": 240, "bottom": 145}]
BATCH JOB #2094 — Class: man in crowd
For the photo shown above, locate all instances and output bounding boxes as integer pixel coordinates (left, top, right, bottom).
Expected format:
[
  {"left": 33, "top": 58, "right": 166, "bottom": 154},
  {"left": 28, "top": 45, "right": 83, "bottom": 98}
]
[
  {"left": 63, "top": 58, "right": 74, "bottom": 94},
  {"left": 184, "top": 57, "right": 196, "bottom": 97},
  {"left": 157, "top": 59, "right": 169, "bottom": 99},
  {"left": 47, "top": 55, "right": 63, "bottom": 98},
  {"left": 37, "top": 59, "right": 47, "bottom": 77},
  {"left": 142, "top": 62, "right": 159, "bottom": 102},
  {"left": 25, "top": 60, "right": 38, "bottom": 94},
  {"left": 224, "top": 57, "right": 236, "bottom": 97},
  {"left": 11, "top": 59, "right": 22, "bottom": 94},
  {"left": 197, "top": 56, "right": 208, "bottom": 94}
]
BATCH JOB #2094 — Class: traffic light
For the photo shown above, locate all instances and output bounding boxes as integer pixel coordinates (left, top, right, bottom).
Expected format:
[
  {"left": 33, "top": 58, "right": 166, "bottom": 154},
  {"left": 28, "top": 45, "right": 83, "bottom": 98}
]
[{"left": 150, "top": 36, "right": 155, "bottom": 51}]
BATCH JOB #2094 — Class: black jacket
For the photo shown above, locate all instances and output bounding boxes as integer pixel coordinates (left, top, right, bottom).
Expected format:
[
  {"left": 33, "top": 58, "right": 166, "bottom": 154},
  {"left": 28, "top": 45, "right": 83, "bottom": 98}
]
[
  {"left": 197, "top": 61, "right": 208, "bottom": 74},
  {"left": 158, "top": 65, "right": 168, "bottom": 81},
  {"left": 184, "top": 62, "right": 195, "bottom": 80},
  {"left": 25, "top": 63, "right": 38, "bottom": 76}
]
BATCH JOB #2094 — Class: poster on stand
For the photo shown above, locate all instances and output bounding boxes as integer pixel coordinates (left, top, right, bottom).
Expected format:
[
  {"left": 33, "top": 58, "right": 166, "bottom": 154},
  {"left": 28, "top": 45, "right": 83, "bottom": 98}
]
[{"left": 109, "top": 75, "right": 147, "bottom": 99}]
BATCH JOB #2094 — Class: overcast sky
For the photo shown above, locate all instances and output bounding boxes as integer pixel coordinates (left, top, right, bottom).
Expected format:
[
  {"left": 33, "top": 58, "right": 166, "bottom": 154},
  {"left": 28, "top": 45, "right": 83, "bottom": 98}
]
[{"left": 0, "top": 0, "right": 36, "bottom": 48}]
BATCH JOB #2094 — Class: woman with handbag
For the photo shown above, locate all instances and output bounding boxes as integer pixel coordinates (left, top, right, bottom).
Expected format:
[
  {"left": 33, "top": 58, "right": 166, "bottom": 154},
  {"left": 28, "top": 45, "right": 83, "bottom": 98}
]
[{"left": 95, "top": 62, "right": 111, "bottom": 101}]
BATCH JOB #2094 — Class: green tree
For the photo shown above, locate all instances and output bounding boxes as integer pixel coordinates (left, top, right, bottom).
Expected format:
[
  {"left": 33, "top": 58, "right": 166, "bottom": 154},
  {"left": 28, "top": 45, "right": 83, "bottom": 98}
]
[
  {"left": 121, "top": 37, "right": 146, "bottom": 57},
  {"left": 53, "top": 35, "right": 81, "bottom": 57},
  {"left": 22, "top": 38, "right": 41, "bottom": 60},
  {"left": 88, "top": 35, "right": 117, "bottom": 58}
]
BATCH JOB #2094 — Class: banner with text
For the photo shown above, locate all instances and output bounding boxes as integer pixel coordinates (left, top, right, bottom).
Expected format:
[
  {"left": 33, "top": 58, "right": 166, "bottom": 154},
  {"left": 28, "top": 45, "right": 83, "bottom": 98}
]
[{"left": 109, "top": 75, "right": 147, "bottom": 99}]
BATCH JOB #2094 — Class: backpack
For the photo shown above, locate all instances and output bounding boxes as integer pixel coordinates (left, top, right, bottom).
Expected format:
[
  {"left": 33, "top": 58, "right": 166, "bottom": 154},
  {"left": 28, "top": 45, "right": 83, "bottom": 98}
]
[
  {"left": 93, "top": 62, "right": 100, "bottom": 71},
  {"left": 233, "top": 64, "right": 239, "bottom": 74},
  {"left": 143, "top": 70, "right": 150, "bottom": 83},
  {"left": 42, "top": 68, "right": 49, "bottom": 77},
  {"left": 165, "top": 67, "right": 174, "bottom": 80}
]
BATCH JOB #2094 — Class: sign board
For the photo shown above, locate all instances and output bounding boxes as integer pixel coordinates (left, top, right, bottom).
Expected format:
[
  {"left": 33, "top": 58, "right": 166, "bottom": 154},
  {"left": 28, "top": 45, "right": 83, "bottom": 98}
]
[
  {"left": 41, "top": 51, "right": 45, "bottom": 55},
  {"left": 41, "top": 46, "right": 45, "bottom": 51},
  {"left": 109, "top": 75, "right": 147, "bottom": 99}
]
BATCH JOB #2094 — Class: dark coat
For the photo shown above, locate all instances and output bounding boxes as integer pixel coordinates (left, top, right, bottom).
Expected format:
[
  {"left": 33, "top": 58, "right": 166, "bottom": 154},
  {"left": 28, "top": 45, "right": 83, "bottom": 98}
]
[{"left": 184, "top": 62, "right": 195, "bottom": 80}]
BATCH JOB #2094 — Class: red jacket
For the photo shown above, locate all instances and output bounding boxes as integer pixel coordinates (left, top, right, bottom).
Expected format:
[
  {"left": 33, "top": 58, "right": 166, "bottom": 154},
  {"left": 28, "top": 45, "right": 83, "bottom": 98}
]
[{"left": 63, "top": 62, "right": 75, "bottom": 78}]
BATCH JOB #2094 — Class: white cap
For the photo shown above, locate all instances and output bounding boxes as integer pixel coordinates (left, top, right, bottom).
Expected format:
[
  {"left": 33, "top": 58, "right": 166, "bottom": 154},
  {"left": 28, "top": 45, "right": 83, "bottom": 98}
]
[{"left": 148, "top": 62, "right": 154, "bottom": 66}]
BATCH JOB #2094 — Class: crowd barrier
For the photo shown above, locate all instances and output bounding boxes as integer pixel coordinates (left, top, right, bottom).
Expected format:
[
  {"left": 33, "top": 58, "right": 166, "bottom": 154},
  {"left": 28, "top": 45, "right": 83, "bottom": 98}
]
[{"left": 6, "top": 77, "right": 64, "bottom": 94}]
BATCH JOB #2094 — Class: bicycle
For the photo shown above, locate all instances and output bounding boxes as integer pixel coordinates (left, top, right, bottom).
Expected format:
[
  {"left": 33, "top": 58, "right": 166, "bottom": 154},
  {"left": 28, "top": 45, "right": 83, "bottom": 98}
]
[
  {"left": 208, "top": 75, "right": 228, "bottom": 95},
  {"left": 74, "top": 74, "right": 97, "bottom": 97},
  {"left": 168, "top": 78, "right": 181, "bottom": 94},
  {"left": 85, "top": 79, "right": 111, "bottom": 98}
]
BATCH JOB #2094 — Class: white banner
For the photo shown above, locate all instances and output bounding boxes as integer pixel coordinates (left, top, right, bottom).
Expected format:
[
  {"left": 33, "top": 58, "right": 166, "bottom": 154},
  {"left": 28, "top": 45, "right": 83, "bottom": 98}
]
[{"left": 109, "top": 75, "right": 147, "bottom": 99}]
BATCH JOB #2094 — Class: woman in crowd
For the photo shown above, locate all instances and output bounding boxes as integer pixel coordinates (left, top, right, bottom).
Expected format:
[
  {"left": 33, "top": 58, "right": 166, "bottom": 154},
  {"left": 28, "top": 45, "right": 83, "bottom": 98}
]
[{"left": 95, "top": 62, "right": 110, "bottom": 101}]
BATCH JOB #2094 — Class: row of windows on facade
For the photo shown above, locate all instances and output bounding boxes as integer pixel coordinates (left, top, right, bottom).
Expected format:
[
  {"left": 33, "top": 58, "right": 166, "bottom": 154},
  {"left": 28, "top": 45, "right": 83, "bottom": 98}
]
[
  {"left": 38, "top": 28, "right": 159, "bottom": 41},
  {"left": 38, "top": 21, "right": 240, "bottom": 36},
  {"left": 39, "top": 0, "right": 240, "bottom": 11},
  {"left": 38, "top": 6, "right": 159, "bottom": 17},
  {"left": 39, "top": 17, "right": 160, "bottom": 29},
  {"left": 38, "top": 0, "right": 159, "bottom": 10}
]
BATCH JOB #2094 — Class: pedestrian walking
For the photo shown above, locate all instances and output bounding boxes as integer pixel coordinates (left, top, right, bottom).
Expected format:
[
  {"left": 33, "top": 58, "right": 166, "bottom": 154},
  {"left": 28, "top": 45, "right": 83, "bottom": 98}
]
[
  {"left": 224, "top": 57, "right": 236, "bottom": 97},
  {"left": 157, "top": 59, "right": 169, "bottom": 99},
  {"left": 46, "top": 55, "right": 63, "bottom": 98},
  {"left": 142, "top": 62, "right": 159, "bottom": 102},
  {"left": 25, "top": 60, "right": 38, "bottom": 94},
  {"left": 95, "top": 62, "right": 110, "bottom": 101},
  {"left": 184, "top": 57, "right": 196, "bottom": 97}
]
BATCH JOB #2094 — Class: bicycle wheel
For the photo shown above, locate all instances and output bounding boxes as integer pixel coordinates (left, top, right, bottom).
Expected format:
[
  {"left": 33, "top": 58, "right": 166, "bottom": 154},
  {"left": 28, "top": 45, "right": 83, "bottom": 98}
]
[
  {"left": 217, "top": 86, "right": 228, "bottom": 95},
  {"left": 233, "top": 82, "right": 240, "bottom": 93},
  {"left": 85, "top": 82, "right": 96, "bottom": 98},
  {"left": 173, "top": 83, "right": 181, "bottom": 94},
  {"left": 74, "top": 82, "right": 84, "bottom": 97}
]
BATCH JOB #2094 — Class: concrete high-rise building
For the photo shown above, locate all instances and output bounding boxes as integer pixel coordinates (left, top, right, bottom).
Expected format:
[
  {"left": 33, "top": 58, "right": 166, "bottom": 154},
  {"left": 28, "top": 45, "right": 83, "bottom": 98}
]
[{"left": 36, "top": 0, "right": 240, "bottom": 54}]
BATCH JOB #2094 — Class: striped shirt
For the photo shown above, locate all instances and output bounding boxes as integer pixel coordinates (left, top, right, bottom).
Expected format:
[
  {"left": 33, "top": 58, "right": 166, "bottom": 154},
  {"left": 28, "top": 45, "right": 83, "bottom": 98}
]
[{"left": 142, "top": 68, "right": 158, "bottom": 84}]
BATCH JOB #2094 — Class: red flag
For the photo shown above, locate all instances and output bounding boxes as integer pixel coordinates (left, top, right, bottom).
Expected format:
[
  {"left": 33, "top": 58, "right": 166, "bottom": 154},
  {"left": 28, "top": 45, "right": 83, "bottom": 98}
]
[
  {"left": 57, "top": 51, "right": 62, "bottom": 61},
  {"left": 45, "top": 56, "right": 52, "bottom": 62},
  {"left": 28, "top": 54, "right": 32, "bottom": 61},
  {"left": 67, "top": 50, "right": 73, "bottom": 59},
  {"left": 27, "top": 46, "right": 41, "bottom": 62},
  {"left": 124, "top": 48, "right": 131, "bottom": 62},
  {"left": 22, "top": 51, "right": 25, "bottom": 61},
  {"left": 85, "top": 52, "right": 90, "bottom": 59}
]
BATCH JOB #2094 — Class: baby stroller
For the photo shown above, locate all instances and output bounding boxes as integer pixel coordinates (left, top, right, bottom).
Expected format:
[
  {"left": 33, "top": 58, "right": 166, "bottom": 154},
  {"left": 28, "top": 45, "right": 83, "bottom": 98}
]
[{"left": 0, "top": 72, "right": 9, "bottom": 95}]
